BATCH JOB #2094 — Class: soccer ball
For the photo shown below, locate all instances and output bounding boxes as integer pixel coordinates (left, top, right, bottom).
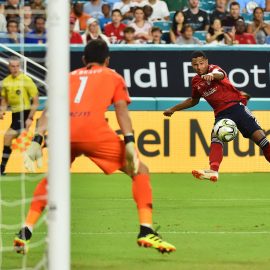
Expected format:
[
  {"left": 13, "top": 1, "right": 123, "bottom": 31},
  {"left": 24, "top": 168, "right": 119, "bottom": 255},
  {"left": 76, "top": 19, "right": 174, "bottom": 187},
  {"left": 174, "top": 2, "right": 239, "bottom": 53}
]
[{"left": 213, "top": 118, "right": 238, "bottom": 142}]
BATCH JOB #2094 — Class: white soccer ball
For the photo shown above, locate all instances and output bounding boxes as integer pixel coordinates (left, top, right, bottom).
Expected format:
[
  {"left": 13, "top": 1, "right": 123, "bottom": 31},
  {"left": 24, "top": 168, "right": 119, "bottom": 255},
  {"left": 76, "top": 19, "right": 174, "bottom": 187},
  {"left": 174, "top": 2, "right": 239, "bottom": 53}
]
[{"left": 213, "top": 118, "right": 238, "bottom": 142}]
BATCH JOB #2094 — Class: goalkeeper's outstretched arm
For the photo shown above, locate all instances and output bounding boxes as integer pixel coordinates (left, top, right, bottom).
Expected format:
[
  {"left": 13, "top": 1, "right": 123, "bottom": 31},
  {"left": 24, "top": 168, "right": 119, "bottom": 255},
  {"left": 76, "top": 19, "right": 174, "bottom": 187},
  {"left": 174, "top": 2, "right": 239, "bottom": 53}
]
[
  {"left": 163, "top": 97, "right": 200, "bottom": 117},
  {"left": 24, "top": 109, "right": 48, "bottom": 172},
  {"left": 114, "top": 100, "right": 139, "bottom": 175},
  {"left": 35, "top": 109, "right": 48, "bottom": 136}
]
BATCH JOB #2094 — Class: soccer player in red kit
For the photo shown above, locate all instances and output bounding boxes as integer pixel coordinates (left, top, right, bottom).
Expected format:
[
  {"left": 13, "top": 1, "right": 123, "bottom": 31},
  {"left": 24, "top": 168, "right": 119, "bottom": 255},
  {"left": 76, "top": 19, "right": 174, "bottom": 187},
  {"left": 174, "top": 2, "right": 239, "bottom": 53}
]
[
  {"left": 14, "top": 40, "right": 176, "bottom": 255},
  {"left": 164, "top": 51, "right": 270, "bottom": 181}
]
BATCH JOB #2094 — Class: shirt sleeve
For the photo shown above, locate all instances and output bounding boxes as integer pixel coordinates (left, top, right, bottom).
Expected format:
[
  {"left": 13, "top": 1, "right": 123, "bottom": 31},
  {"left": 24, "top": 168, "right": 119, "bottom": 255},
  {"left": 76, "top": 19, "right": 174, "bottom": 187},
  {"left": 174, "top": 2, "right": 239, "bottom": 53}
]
[
  {"left": 161, "top": 1, "right": 170, "bottom": 17},
  {"left": 26, "top": 76, "right": 38, "bottom": 98},
  {"left": 112, "top": 75, "right": 131, "bottom": 104}
]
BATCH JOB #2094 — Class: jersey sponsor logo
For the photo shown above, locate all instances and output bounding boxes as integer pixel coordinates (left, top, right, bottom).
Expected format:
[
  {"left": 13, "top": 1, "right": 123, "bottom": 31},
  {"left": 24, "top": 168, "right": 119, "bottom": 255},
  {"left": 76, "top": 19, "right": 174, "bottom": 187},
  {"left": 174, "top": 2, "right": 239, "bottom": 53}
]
[
  {"left": 202, "top": 87, "right": 217, "bottom": 97},
  {"left": 70, "top": 111, "right": 91, "bottom": 117},
  {"left": 198, "top": 16, "right": 204, "bottom": 22}
]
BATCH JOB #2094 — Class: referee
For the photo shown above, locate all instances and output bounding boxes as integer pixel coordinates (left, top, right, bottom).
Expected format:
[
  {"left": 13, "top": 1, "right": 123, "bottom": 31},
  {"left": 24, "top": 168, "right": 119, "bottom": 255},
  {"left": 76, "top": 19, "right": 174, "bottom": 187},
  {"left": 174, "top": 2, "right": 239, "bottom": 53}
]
[{"left": 0, "top": 56, "right": 39, "bottom": 175}]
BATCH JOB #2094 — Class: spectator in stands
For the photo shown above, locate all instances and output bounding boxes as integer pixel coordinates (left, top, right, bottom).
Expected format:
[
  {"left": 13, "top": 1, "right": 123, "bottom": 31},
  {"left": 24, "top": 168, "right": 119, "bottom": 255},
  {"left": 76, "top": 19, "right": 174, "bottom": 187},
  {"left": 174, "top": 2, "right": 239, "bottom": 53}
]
[
  {"left": 20, "top": 4, "right": 34, "bottom": 33},
  {"left": 83, "top": 0, "right": 105, "bottom": 20},
  {"left": 104, "top": 9, "right": 126, "bottom": 43},
  {"left": 113, "top": 0, "right": 133, "bottom": 22},
  {"left": 70, "top": 17, "right": 83, "bottom": 44},
  {"left": 81, "top": 17, "right": 110, "bottom": 45},
  {"left": 265, "top": 35, "right": 270, "bottom": 43},
  {"left": 30, "top": 0, "right": 46, "bottom": 18},
  {"left": 147, "top": 26, "right": 166, "bottom": 44},
  {"left": 170, "top": 10, "right": 185, "bottom": 43},
  {"left": 25, "top": 16, "right": 46, "bottom": 44},
  {"left": 5, "top": 4, "right": 19, "bottom": 23},
  {"left": 130, "top": 0, "right": 149, "bottom": 9},
  {"left": 238, "top": 0, "right": 265, "bottom": 14},
  {"left": 70, "top": 2, "right": 91, "bottom": 31},
  {"left": 99, "top": 3, "right": 112, "bottom": 31},
  {"left": 210, "top": 0, "right": 229, "bottom": 24},
  {"left": 147, "top": 0, "right": 170, "bottom": 21},
  {"left": 120, "top": 25, "right": 140, "bottom": 43},
  {"left": 129, "top": 6, "right": 152, "bottom": 43},
  {"left": 206, "top": 18, "right": 232, "bottom": 44},
  {"left": 265, "top": 0, "right": 270, "bottom": 11},
  {"left": 176, "top": 24, "right": 202, "bottom": 44},
  {"left": 143, "top": 5, "right": 153, "bottom": 21},
  {"left": 247, "top": 7, "right": 270, "bottom": 43},
  {"left": 232, "top": 18, "right": 256, "bottom": 44},
  {"left": 0, "top": 19, "right": 21, "bottom": 43},
  {"left": 183, "top": 0, "right": 210, "bottom": 31},
  {"left": 222, "top": 1, "right": 244, "bottom": 30},
  {"left": 0, "top": 5, "right": 7, "bottom": 32}
]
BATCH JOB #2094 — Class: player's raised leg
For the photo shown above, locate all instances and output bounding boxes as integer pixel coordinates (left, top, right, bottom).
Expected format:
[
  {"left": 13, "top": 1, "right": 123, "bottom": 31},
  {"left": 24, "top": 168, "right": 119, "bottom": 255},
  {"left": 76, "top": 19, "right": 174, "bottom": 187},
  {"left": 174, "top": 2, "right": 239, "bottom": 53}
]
[{"left": 192, "top": 131, "right": 222, "bottom": 182}]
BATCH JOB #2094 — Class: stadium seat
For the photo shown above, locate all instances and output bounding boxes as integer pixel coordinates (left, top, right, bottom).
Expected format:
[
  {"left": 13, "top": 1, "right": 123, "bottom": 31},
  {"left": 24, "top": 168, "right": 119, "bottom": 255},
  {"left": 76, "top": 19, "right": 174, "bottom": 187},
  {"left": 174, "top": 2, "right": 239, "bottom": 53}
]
[
  {"left": 162, "top": 31, "right": 171, "bottom": 44},
  {"left": 200, "top": 1, "right": 215, "bottom": 12},
  {"left": 241, "top": 13, "right": 253, "bottom": 21},
  {"left": 169, "top": 11, "right": 176, "bottom": 21},
  {"left": 193, "top": 31, "right": 207, "bottom": 42},
  {"left": 153, "top": 21, "right": 172, "bottom": 31},
  {"left": 264, "top": 12, "right": 270, "bottom": 22}
]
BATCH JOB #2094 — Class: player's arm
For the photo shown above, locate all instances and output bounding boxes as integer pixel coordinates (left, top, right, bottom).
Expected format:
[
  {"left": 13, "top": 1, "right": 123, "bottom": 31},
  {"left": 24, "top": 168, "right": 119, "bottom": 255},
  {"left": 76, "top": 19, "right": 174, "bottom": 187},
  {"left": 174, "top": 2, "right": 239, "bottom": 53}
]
[
  {"left": 201, "top": 69, "right": 224, "bottom": 81},
  {"left": 114, "top": 100, "right": 139, "bottom": 175},
  {"left": 163, "top": 97, "right": 200, "bottom": 117},
  {"left": 24, "top": 109, "right": 48, "bottom": 172},
  {"left": 0, "top": 96, "right": 8, "bottom": 119}
]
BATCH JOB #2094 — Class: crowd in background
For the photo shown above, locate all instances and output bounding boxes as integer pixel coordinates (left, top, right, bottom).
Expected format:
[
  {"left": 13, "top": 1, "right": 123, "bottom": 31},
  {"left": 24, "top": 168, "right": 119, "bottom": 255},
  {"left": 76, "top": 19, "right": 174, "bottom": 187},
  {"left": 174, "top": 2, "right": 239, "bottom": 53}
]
[{"left": 0, "top": 0, "right": 270, "bottom": 45}]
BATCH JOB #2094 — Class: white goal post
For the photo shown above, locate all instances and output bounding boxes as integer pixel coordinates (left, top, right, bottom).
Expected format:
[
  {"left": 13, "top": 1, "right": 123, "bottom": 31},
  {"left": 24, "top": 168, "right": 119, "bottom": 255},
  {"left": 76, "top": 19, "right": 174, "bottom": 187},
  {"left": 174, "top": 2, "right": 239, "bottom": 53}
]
[{"left": 47, "top": 1, "right": 70, "bottom": 270}]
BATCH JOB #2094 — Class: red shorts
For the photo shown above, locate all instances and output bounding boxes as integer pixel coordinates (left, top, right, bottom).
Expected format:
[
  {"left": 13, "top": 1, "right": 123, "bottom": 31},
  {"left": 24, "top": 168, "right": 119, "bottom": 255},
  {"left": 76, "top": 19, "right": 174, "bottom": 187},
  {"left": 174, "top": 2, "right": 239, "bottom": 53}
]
[{"left": 71, "top": 139, "right": 126, "bottom": 174}]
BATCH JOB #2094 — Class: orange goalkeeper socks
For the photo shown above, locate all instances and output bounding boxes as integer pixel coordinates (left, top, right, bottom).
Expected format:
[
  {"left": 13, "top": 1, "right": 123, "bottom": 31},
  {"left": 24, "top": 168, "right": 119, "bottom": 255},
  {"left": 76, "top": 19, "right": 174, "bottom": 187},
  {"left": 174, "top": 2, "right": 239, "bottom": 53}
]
[
  {"left": 25, "top": 178, "right": 48, "bottom": 228},
  {"left": 132, "top": 174, "right": 153, "bottom": 225}
]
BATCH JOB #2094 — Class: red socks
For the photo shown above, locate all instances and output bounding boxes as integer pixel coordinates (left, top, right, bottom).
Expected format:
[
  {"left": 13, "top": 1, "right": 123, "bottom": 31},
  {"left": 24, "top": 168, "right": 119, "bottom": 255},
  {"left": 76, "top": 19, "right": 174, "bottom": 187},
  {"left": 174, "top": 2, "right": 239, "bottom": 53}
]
[{"left": 209, "top": 143, "right": 223, "bottom": 172}]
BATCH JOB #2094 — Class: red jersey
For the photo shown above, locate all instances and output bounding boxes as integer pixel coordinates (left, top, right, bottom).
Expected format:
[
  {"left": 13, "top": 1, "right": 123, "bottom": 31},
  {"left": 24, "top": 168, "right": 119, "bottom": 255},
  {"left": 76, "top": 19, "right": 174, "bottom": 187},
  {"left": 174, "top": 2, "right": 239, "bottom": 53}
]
[
  {"left": 104, "top": 23, "right": 126, "bottom": 42},
  {"left": 191, "top": 64, "right": 244, "bottom": 115},
  {"left": 69, "top": 66, "right": 130, "bottom": 142},
  {"left": 70, "top": 31, "right": 83, "bottom": 44},
  {"left": 234, "top": 33, "right": 256, "bottom": 44}
]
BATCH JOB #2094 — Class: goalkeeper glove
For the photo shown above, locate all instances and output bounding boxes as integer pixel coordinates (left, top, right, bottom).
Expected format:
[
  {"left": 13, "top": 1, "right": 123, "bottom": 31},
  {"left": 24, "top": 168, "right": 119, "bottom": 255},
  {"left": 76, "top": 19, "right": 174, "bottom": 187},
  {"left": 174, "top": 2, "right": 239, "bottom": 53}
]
[
  {"left": 124, "top": 134, "right": 139, "bottom": 175},
  {"left": 24, "top": 134, "right": 44, "bottom": 172}
]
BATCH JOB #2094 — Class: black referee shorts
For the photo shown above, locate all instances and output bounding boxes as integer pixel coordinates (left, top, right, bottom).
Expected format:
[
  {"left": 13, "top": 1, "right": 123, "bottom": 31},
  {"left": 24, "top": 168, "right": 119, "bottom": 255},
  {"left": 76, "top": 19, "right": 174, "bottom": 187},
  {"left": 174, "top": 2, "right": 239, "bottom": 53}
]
[
  {"left": 10, "top": 110, "right": 30, "bottom": 131},
  {"left": 215, "top": 103, "right": 262, "bottom": 138}
]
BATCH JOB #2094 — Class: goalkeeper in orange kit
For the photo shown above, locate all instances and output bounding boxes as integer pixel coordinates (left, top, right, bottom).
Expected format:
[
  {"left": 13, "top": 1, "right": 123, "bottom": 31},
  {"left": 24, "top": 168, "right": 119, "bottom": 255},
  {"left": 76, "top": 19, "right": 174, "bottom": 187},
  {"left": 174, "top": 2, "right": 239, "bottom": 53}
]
[{"left": 14, "top": 40, "right": 176, "bottom": 255}]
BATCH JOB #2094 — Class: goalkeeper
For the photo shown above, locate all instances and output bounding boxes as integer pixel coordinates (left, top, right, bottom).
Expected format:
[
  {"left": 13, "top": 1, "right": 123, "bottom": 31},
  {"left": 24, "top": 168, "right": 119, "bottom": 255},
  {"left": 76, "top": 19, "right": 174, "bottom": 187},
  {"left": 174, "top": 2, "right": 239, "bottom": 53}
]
[{"left": 14, "top": 40, "right": 176, "bottom": 255}]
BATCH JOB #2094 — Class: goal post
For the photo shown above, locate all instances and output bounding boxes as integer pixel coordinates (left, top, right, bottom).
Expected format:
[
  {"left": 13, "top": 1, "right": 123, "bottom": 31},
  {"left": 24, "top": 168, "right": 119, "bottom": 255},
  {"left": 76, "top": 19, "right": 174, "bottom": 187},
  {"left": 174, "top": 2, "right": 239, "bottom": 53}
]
[{"left": 47, "top": 1, "right": 70, "bottom": 269}]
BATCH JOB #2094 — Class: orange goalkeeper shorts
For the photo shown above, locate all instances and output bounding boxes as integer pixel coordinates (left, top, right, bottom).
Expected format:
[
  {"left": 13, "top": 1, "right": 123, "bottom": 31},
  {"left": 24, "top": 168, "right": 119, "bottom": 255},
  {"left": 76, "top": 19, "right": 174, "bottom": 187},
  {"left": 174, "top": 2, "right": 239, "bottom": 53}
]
[{"left": 71, "top": 139, "right": 126, "bottom": 174}]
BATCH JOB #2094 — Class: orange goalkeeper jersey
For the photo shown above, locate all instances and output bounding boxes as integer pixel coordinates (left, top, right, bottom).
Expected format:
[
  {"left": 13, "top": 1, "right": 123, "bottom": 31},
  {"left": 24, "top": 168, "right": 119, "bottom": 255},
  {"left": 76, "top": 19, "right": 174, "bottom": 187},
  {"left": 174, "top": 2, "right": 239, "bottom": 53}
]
[{"left": 69, "top": 65, "right": 130, "bottom": 142}]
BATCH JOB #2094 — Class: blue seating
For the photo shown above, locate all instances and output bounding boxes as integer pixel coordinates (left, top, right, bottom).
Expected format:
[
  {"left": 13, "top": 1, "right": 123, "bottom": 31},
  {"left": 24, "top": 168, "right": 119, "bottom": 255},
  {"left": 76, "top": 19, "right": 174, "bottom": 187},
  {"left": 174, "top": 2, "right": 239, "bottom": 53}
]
[
  {"left": 241, "top": 13, "right": 253, "bottom": 21},
  {"left": 200, "top": 1, "right": 215, "bottom": 12},
  {"left": 264, "top": 12, "right": 270, "bottom": 22},
  {"left": 161, "top": 31, "right": 171, "bottom": 44},
  {"left": 193, "top": 31, "right": 207, "bottom": 42},
  {"left": 169, "top": 11, "right": 176, "bottom": 21},
  {"left": 153, "top": 21, "right": 172, "bottom": 31}
]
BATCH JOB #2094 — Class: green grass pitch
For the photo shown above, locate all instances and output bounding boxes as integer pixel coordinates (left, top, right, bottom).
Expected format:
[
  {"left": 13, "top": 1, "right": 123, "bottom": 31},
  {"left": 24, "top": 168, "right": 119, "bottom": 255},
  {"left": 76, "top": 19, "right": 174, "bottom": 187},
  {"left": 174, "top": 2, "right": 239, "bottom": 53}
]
[{"left": 1, "top": 173, "right": 270, "bottom": 270}]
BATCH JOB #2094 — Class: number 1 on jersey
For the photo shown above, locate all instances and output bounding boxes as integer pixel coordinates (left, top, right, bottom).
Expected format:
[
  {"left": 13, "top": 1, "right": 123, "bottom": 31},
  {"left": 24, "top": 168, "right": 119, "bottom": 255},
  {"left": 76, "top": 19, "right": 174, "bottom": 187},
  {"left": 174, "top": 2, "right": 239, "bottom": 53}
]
[{"left": 74, "top": 76, "right": 88, "bottom": 103}]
